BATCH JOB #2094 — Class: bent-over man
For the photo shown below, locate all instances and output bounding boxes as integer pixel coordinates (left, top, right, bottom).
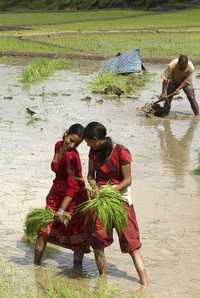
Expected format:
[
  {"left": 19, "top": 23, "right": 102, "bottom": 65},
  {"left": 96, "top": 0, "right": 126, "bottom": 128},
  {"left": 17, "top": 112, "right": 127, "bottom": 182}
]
[{"left": 160, "top": 55, "right": 199, "bottom": 115}]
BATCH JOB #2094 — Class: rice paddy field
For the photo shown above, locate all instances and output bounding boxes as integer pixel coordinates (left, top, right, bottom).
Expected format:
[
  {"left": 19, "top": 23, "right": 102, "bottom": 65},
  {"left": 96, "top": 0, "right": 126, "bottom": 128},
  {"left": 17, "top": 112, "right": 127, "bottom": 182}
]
[
  {"left": 1, "top": 7, "right": 200, "bottom": 298},
  {"left": 1, "top": 8, "right": 200, "bottom": 60}
]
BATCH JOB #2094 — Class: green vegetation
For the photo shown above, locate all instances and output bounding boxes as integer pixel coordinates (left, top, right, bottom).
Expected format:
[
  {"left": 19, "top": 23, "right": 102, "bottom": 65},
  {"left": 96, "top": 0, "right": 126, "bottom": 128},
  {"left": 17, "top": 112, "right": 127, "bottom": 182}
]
[
  {"left": 192, "top": 152, "right": 200, "bottom": 175},
  {"left": 91, "top": 72, "right": 152, "bottom": 95},
  {"left": 24, "top": 208, "right": 54, "bottom": 240},
  {"left": 0, "top": 0, "right": 187, "bottom": 11},
  {"left": 0, "top": 257, "right": 155, "bottom": 298},
  {"left": 192, "top": 167, "right": 200, "bottom": 175},
  {"left": 27, "top": 30, "right": 200, "bottom": 60},
  {"left": 0, "top": 8, "right": 200, "bottom": 30},
  {"left": 0, "top": 37, "right": 68, "bottom": 53},
  {"left": 0, "top": 10, "right": 148, "bottom": 27},
  {"left": 1, "top": 8, "right": 200, "bottom": 61},
  {"left": 77, "top": 185, "right": 128, "bottom": 234},
  {"left": 22, "top": 58, "right": 69, "bottom": 83},
  {"left": 31, "top": 8, "right": 200, "bottom": 31}
]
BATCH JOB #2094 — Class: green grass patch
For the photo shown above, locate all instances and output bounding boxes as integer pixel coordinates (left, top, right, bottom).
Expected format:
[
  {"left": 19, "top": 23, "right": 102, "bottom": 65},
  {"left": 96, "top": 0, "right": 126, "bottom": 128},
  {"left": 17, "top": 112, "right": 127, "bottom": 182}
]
[
  {"left": 21, "top": 8, "right": 200, "bottom": 32},
  {"left": 91, "top": 72, "right": 152, "bottom": 95},
  {"left": 2, "top": 9, "right": 200, "bottom": 61},
  {"left": 22, "top": 58, "right": 70, "bottom": 83},
  {"left": 192, "top": 151, "right": 200, "bottom": 175},
  {"left": 0, "top": 36, "right": 68, "bottom": 53},
  {"left": 1, "top": 8, "right": 200, "bottom": 38},
  {"left": 0, "top": 10, "right": 149, "bottom": 26},
  {"left": 28, "top": 30, "right": 200, "bottom": 60},
  {"left": 192, "top": 167, "right": 200, "bottom": 175},
  {"left": 0, "top": 257, "right": 155, "bottom": 298}
]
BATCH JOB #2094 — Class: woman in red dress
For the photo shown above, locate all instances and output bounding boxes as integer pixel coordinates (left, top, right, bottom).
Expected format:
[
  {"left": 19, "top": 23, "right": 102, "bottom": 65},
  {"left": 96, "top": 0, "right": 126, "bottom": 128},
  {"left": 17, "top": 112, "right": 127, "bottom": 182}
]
[
  {"left": 83, "top": 122, "right": 148, "bottom": 287},
  {"left": 34, "top": 124, "right": 90, "bottom": 268}
]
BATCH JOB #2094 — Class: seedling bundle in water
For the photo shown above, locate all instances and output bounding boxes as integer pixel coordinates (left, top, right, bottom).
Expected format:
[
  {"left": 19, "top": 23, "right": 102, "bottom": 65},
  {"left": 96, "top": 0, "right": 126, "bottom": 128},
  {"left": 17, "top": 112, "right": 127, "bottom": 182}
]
[{"left": 77, "top": 185, "right": 128, "bottom": 234}]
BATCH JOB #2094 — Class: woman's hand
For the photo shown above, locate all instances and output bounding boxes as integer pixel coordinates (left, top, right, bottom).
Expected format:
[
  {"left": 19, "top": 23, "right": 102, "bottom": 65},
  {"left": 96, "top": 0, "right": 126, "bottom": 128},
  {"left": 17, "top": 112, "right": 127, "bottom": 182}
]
[
  {"left": 89, "top": 185, "right": 99, "bottom": 199},
  {"left": 55, "top": 209, "right": 72, "bottom": 226}
]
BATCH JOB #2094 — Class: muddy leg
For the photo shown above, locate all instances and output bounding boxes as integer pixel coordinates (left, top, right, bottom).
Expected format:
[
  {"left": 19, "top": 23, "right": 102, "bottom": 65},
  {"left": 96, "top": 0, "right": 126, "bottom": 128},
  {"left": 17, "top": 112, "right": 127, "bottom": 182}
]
[
  {"left": 184, "top": 86, "right": 199, "bottom": 115},
  {"left": 73, "top": 249, "right": 84, "bottom": 269},
  {"left": 93, "top": 248, "right": 107, "bottom": 276},
  {"left": 129, "top": 249, "right": 148, "bottom": 288},
  {"left": 34, "top": 235, "right": 47, "bottom": 265}
]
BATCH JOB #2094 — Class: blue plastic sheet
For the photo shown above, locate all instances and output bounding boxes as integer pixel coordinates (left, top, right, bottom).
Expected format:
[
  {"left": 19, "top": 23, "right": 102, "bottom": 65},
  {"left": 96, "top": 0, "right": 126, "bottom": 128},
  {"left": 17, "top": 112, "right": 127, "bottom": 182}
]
[{"left": 99, "top": 48, "right": 144, "bottom": 74}]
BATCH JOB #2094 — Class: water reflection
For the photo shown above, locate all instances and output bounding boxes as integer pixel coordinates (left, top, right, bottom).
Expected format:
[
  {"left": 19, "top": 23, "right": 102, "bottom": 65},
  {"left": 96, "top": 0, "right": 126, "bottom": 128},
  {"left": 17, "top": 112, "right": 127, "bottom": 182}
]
[{"left": 156, "top": 118, "right": 199, "bottom": 179}]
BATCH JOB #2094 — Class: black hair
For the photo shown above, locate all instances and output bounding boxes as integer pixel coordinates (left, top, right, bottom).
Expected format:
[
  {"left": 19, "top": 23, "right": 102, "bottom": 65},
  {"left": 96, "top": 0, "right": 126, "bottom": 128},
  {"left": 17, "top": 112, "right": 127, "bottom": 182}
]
[
  {"left": 84, "top": 122, "right": 113, "bottom": 163},
  {"left": 68, "top": 123, "right": 84, "bottom": 138},
  {"left": 178, "top": 54, "right": 188, "bottom": 65}
]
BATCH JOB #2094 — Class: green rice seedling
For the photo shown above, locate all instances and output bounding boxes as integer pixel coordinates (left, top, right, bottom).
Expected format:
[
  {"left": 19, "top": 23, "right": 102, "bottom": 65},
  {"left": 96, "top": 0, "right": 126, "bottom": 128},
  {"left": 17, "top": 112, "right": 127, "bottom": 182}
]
[
  {"left": 91, "top": 72, "right": 123, "bottom": 93},
  {"left": 192, "top": 167, "right": 200, "bottom": 175},
  {"left": 91, "top": 72, "right": 152, "bottom": 95},
  {"left": 24, "top": 208, "right": 54, "bottom": 240},
  {"left": 192, "top": 151, "right": 200, "bottom": 175},
  {"left": 22, "top": 58, "right": 69, "bottom": 83},
  {"left": 24, "top": 208, "right": 71, "bottom": 241},
  {"left": 77, "top": 185, "right": 128, "bottom": 234}
]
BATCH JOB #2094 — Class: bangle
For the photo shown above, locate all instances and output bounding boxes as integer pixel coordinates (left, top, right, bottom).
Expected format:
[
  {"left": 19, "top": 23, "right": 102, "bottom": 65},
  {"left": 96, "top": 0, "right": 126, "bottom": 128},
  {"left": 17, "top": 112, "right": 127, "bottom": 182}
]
[{"left": 58, "top": 208, "right": 65, "bottom": 215}]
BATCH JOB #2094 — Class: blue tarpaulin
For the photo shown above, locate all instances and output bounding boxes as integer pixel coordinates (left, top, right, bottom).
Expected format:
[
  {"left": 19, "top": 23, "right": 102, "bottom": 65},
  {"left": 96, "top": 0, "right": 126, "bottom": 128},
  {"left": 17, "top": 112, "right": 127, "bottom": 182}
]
[{"left": 99, "top": 48, "right": 145, "bottom": 74}]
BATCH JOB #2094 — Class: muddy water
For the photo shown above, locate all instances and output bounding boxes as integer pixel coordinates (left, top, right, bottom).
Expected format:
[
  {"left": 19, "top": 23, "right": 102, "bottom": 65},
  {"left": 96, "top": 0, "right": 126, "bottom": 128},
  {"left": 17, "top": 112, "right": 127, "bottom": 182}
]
[{"left": 0, "top": 62, "right": 200, "bottom": 298}]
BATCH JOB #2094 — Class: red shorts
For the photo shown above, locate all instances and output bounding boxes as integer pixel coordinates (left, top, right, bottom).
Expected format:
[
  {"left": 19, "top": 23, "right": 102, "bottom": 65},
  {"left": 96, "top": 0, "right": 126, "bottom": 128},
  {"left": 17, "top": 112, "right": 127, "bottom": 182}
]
[{"left": 90, "top": 202, "right": 141, "bottom": 253}]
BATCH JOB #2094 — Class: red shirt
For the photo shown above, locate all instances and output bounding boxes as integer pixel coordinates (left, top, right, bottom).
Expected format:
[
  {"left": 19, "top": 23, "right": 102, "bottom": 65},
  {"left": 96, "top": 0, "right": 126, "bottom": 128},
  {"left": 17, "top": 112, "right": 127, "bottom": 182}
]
[
  {"left": 89, "top": 144, "right": 132, "bottom": 186},
  {"left": 51, "top": 140, "right": 85, "bottom": 198}
]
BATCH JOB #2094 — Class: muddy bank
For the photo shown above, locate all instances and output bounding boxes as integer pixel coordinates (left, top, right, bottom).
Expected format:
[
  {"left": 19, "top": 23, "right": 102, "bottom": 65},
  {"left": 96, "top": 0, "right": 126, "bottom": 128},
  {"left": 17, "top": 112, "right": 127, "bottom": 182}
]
[
  {"left": 1, "top": 50, "right": 200, "bottom": 65},
  {"left": 0, "top": 25, "right": 31, "bottom": 31},
  {"left": 0, "top": 50, "right": 107, "bottom": 60},
  {"left": 0, "top": 62, "right": 200, "bottom": 298}
]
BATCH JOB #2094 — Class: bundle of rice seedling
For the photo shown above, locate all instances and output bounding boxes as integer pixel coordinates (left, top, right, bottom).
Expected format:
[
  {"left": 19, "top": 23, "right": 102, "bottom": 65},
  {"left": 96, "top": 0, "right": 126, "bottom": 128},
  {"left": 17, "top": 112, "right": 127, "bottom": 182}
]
[
  {"left": 77, "top": 185, "right": 128, "bottom": 234},
  {"left": 24, "top": 208, "right": 54, "bottom": 241},
  {"left": 25, "top": 208, "right": 72, "bottom": 241}
]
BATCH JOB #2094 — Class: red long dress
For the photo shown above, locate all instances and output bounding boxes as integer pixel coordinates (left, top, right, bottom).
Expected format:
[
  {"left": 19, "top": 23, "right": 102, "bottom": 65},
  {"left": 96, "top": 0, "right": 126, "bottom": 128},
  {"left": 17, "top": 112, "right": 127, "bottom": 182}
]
[
  {"left": 40, "top": 140, "right": 90, "bottom": 253},
  {"left": 89, "top": 144, "right": 141, "bottom": 253}
]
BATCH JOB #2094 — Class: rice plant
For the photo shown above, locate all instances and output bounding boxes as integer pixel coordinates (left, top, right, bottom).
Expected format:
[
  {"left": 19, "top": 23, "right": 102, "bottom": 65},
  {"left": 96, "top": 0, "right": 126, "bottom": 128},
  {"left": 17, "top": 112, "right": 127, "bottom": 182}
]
[
  {"left": 192, "top": 151, "right": 200, "bottom": 175},
  {"left": 24, "top": 208, "right": 54, "bottom": 240},
  {"left": 22, "top": 58, "right": 69, "bottom": 83},
  {"left": 77, "top": 185, "right": 128, "bottom": 234},
  {"left": 91, "top": 72, "right": 152, "bottom": 95}
]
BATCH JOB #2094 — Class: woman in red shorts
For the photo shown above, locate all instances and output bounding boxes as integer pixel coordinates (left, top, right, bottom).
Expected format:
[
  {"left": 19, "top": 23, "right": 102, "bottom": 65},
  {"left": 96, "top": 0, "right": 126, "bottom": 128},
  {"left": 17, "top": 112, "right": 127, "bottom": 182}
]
[
  {"left": 34, "top": 124, "right": 90, "bottom": 268},
  {"left": 83, "top": 121, "right": 148, "bottom": 287}
]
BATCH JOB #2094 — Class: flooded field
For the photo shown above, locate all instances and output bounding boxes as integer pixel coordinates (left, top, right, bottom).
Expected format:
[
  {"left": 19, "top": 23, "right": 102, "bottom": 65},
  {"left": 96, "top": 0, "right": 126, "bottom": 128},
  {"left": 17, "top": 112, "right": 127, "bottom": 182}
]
[{"left": 0, "top": 61, "right": 200, "bottom": 298}]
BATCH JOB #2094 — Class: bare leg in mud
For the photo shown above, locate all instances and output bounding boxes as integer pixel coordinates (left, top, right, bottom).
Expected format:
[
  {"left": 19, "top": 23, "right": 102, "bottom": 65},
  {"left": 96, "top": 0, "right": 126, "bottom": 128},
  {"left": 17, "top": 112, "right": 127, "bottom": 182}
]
[
  {"left": 130, "top": 249, "right": 148, "bottom": 288},
  {"left": 93, "top": 248, "right": 107, "bottom": 276},
  {"left": 184, "top": 86, "right": 199, "bottom": 115},
  {"left": 34, "top": 235, "right": 47, "bottom": 265},
  {"left": 73, "top": 249, "right": 84, "bottom": 270}
]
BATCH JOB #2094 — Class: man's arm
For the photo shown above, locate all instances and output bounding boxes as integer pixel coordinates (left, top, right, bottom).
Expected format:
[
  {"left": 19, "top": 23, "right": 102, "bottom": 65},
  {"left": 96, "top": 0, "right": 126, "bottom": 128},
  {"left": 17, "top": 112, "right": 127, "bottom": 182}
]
[
  {"left": 161, "top": 79, "right": 169, "bottom": 98},
  {"left": 160, "top": 64, "right": 171, "bottom": 98}
]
